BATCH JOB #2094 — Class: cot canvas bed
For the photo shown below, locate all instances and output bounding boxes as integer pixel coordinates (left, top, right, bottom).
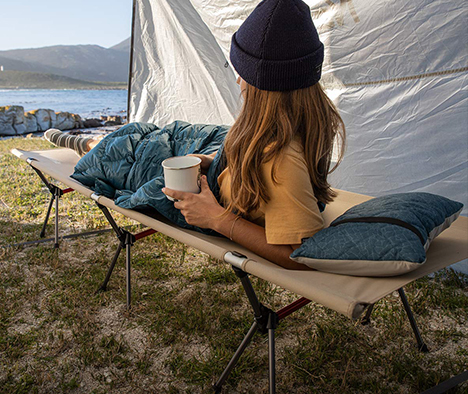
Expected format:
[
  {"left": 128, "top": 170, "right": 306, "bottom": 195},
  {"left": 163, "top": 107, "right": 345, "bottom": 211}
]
[{"left": 12, "top": 147, "right": 468, "bottom": 393}]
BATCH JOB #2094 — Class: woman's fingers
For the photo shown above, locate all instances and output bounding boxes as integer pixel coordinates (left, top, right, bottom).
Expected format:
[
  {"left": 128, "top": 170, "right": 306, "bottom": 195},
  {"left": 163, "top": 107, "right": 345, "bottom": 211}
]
[
  {"left": 162, "top": 187, "right": 188, "bottom": 202},
  {"left": 200, "top": 175, "right": 209, "bottom": 191}
]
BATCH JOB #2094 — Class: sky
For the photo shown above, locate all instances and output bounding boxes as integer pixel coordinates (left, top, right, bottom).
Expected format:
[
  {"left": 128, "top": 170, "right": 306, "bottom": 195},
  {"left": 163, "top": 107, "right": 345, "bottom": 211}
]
[{"left": 0, "top": 0, "right": 133, "bottom": 51}]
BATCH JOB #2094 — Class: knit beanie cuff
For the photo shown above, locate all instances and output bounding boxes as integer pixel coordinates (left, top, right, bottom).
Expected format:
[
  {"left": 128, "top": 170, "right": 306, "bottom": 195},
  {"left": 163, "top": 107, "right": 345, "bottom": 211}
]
[{"left": 230, "top": 33, "right": 324, "bottom": 91}]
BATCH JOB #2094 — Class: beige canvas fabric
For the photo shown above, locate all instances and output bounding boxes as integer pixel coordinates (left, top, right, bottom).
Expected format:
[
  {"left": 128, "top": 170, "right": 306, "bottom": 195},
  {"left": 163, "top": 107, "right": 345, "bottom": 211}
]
[{"left": 12, "top": 148, "right": 468, "bottom": 319}]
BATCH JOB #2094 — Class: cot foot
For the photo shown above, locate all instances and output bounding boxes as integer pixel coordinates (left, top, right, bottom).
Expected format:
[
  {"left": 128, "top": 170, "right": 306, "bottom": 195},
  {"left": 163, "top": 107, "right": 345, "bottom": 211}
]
[
  {"left": 419, "top": 343, "right": 429, "bottom": 353},
  {"left": 96, "top": 284, "right": 108, "bottom": 293}
]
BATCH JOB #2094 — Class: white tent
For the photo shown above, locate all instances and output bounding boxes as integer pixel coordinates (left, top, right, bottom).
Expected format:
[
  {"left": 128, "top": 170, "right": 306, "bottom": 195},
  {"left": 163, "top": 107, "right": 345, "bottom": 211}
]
[{"left": 127, "top": 0, "right": 467, "bottom": 270}]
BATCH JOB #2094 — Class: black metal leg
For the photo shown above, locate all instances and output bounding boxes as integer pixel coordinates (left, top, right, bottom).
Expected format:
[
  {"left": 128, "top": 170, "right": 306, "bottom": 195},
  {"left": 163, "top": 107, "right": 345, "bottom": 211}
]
[
  {"left": 267, "top": 313, "right": 277, "bottom": 394},
  {"left": 97, "top": 244, "right": 123, "bottom": 292},
  {"left": 40, "top": 195, "right": 55, "bottom": 238},
  {"left": 361, "top": 304, "right": 375, "bottom": 325},
  {"left": 233, "top": 267, "right": 263, "bottom": 318},
  {"left": 28, "top": 164, "right": 63, "bottom": 245},
  {"left": 125, "top": 232, "right": 132, "bottom": 309},
  {"left": 398, "top": 288, "right": 429, "bottom": 352},
  {"left": 54, "top": 190, "right": 60, "bottom": 248},
  {"left": 213, "top": 321, "right": 259, "bottom": 393},
  {"left": 214, "top": 267, "right": 279, "bottom": 393},
  {"left": 96, "top": 204, "right": 124, "bottom": 293},
  {"left": 95, "top": 204, "right": 135, "bottom": 307}
]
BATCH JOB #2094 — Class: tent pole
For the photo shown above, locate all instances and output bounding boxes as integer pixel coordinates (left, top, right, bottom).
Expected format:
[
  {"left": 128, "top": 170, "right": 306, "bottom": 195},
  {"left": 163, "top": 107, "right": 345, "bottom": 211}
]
[{"left": 126, "top": 0, "right": 137, "bottom": 123}]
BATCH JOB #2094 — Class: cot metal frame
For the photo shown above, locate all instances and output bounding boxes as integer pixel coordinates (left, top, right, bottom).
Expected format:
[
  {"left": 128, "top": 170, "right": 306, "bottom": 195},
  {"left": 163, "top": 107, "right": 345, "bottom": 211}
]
[
  {"left": 214, "top": 252, "right": 428, "bottom": 394},
  {"left": 27, "top": 160, "right": 157, "bottom": 309},
  {"left": 27, "top": 160, "right": 430, "bottom": 391}
]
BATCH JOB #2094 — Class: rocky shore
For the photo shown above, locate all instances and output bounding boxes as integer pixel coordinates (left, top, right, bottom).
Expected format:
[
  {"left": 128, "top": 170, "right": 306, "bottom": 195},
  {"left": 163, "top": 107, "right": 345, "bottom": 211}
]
[{"left": 0, "top": 105, "right": 124, "bottom": 136}]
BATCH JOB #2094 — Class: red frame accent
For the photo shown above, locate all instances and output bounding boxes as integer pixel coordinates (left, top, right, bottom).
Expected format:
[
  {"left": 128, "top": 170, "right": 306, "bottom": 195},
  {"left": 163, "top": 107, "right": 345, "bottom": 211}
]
[
  {"left": 135, "top": 228, "right": 157, "bottom": 240},
  {"left": 277, "top": 297, "right": 311, "bottom": 320}
]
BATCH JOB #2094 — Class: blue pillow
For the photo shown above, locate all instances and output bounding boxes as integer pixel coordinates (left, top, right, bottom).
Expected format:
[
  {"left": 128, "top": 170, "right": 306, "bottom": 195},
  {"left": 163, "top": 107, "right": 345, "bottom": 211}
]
[{"left": 290, "top": 193, "right": 463, "bottom": 277}]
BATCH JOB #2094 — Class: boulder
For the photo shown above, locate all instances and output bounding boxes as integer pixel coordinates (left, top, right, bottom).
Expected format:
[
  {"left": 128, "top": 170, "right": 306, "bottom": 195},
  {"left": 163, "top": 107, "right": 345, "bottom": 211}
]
[
  {"left": 0, "top": 105, "right": 26, "bottom": 136},
  {"left": 24, "top": 112, "right": 38, "bottom": 133},
  {"left": 0, "top": 112, "right": 15, "bottom": 135},
  {"left": 13, "top": 123, "right": 27, "bottom": 135},
  {"left": 83, "top": 118, "right": 103, "bottom": 128},
  {"left": 55, "top": 112, "right": 76, "bottom": 130},
  {"left": 72, "top": 114, "right": 84, "bottom": 129},
  {"left": 30, "top": 109, "right": 56, "bottom": 131},
  {"left": 0, "top": 106, "right": 84, "bottom": 135},
  {"left": 105, "top": 115, "right": 123, "bottom": 126}
]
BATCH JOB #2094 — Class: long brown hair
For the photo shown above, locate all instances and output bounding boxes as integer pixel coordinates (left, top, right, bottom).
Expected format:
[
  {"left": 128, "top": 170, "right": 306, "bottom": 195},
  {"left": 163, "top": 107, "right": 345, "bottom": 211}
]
[{"left": 223, "top": 82, "right": 345, "bottom": 216}]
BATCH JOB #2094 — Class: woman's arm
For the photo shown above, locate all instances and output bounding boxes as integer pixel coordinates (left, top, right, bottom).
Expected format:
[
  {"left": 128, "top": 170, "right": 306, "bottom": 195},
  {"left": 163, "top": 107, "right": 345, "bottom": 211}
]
[
  {"left": 163, "top": 176, "right": 310, "bottom": 270},
  {"left": 213, "top": 211, "right": 310, "bottom": 270}
]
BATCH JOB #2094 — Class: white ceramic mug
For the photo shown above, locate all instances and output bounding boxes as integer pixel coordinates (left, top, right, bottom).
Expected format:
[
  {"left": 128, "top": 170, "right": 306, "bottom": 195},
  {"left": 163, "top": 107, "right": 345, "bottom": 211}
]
[{"left": 162, "top": 156, "right": 202, "bottom": 201}]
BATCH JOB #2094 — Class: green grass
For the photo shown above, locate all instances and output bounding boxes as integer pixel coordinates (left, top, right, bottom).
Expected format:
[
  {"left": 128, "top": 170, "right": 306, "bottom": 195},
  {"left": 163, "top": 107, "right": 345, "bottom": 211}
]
[{"left": 0, "top": 137, "right": 467, "bottom": 393}]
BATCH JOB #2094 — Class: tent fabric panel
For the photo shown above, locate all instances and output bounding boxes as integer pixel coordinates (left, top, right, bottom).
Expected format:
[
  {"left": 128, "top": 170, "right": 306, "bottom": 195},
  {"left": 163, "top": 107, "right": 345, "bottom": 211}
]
[
  {"left": 316, "top": 0, "right": 467, "bottom": 86},
  {"left": 329, "top": 72, "right": 468, "bottom": 215},
  {"left": 129, "top": 0, "right": 240, "bottom": 126}
]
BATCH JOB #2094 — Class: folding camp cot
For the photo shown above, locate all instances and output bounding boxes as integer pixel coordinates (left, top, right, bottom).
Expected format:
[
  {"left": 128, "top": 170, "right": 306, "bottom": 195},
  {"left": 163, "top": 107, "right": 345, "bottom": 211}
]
[{"left": 12, "top": 147, "right": 468, "bottom": 393}]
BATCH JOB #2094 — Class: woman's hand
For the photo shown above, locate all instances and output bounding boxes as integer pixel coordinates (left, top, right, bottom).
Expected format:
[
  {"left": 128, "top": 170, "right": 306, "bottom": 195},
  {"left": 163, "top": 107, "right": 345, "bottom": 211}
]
[
  {"left": 186, "top": 151, "right": 217, "bottom": 174},
  {"left": 163, "top": 175, "right": 225, "bottom": 229}
]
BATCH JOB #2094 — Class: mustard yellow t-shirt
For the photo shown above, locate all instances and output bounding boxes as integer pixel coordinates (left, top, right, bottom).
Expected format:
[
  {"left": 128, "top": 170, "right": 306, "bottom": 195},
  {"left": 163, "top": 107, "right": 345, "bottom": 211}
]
[{"left": 217, "top": 140, "right": 324, "bottom": 245}]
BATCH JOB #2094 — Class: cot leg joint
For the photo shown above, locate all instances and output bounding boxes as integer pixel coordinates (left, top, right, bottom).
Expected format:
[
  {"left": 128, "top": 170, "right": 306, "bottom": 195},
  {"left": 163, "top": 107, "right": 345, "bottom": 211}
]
[
  {"left": 232, "top": 266, "right": 248, "bottom": 279},
  {"left": 118, "top": 229, "right": 136, "bottom": 247},
  {"left": 398, "top": 288, "right": 429, "bottom": 352},
  {"left": 256, "top": 305, "right": 278, "bottom": 335}
]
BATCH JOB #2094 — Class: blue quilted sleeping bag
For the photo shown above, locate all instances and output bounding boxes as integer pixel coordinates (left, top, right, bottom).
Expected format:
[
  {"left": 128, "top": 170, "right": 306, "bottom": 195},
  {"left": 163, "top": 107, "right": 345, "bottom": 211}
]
[{"left": 71, "top": 121, "right": 228, "bottom": 235}]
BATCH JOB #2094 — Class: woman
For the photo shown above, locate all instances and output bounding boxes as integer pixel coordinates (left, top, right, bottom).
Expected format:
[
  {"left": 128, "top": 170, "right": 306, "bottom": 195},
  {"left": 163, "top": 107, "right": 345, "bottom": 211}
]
[
  {"left": 46, "top": 0, "right": 345, "bottom": 270},
  {"left": 166, "top": 0, "right": 345, "bottom": 269}
]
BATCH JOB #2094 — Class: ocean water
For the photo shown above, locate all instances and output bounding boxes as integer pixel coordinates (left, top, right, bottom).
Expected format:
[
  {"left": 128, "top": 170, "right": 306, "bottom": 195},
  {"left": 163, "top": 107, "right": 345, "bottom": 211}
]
[{"left": 0, "top": 89, "right": 128, "bottom": 119}]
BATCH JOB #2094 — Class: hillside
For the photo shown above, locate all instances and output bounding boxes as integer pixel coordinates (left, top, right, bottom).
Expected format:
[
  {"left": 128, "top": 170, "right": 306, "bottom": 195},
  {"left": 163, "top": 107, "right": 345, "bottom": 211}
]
[
  {"left": 110, "top": 37, "right": 131, "bottom": 53},
  {"left": 0, "top": 39, "right": 131, "bottom": 82},
  {"left": 0, "top": 70, "right": 127, "bottom": 90}
]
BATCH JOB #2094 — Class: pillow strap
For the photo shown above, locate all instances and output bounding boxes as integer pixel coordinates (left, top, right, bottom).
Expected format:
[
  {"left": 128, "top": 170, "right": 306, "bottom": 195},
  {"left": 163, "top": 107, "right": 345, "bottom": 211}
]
[{"left": 330, "top": 217, "right": 425, "bottom": 245}]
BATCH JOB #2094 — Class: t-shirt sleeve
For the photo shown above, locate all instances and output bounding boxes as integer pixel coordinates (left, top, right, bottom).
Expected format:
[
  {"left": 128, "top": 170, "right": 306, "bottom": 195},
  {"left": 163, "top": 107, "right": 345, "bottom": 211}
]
[{"left": 261, "top": 147, "right": 324, "bottom": 245}]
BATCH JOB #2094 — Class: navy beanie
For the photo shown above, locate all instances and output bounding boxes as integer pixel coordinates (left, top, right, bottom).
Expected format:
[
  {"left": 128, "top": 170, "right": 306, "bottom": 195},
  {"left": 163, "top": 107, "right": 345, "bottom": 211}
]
[{"left": 230, "top": 0, "right": 324, "bottom": 91}]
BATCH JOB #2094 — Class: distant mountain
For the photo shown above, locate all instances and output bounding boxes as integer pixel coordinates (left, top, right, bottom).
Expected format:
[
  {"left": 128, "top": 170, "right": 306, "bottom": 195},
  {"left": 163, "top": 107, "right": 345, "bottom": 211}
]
[
  {"left": 0, "top": 55, "right": 40, "bottom": 73},
  {"left": 110, "top": 37, "right": 131, "bottom": 53},
  {"left": 0, "top": 38, "right": 131, "bottom": 83},
  {"left": 0, "top": 70, "right": 127, "bottom": 90}
]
